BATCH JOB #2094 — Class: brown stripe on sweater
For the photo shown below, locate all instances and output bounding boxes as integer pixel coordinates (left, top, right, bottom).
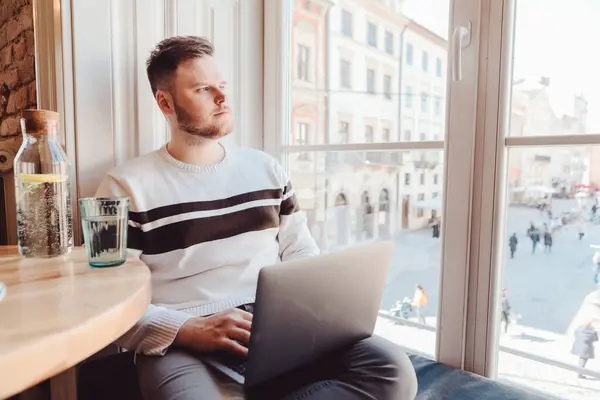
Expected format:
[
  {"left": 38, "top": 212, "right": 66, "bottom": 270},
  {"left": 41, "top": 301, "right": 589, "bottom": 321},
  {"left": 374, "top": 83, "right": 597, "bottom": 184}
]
[
  {"left": 280, "top": 193, "right": 299, "bottom": 216},
  {"left": 139, "top": 204, "right": 281, "bottom": 255},
  {"left": 129, "top": 188, "right": 283, "bottom": 225}
]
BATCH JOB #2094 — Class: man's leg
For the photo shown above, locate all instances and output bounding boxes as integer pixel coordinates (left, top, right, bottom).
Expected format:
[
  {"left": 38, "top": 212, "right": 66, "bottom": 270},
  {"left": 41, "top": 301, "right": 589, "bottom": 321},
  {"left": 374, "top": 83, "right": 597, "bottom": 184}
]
[
  {"left": 136, "top": 350, "right": 224, "bottom": 400},
  {"left": 246, "top": 335, "right": 417, "bottom": 400}
]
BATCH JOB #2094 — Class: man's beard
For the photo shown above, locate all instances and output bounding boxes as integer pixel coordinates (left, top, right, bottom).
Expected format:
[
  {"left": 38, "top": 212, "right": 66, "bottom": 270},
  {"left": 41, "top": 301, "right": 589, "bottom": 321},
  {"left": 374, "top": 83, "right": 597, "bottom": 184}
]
[{"left": 173, "top": 100, "right": 231, "bottom": 142}]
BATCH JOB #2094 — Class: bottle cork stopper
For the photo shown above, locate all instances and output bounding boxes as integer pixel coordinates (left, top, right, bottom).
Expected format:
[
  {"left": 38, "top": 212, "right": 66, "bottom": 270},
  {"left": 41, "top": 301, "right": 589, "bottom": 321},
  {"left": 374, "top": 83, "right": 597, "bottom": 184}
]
[{"left": 20, "top": 109, "right": 60, "bottom": 135}]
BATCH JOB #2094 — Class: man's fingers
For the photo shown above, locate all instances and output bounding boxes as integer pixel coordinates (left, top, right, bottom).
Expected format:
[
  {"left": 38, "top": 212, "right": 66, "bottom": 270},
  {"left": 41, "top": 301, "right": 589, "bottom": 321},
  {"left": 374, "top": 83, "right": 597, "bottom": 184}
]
[
  {"left": 234, "top": 318, "right": 252, "bottom": 332},
  {"left": 229, "top": 326, "right": 251, "bottom": 345},
  {"left": 223, "top": 338, "right": 249, "bottom": 356},
  {"left": 235, "top": 309, "right": 253, "bottom": 322}
]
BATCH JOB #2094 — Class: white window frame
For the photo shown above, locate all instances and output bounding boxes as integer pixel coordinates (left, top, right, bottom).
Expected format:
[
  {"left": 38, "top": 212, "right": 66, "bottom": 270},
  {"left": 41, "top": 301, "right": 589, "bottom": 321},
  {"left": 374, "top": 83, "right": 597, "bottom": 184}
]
[{"left": 264, "top": 0, "right": 483, "bottom": 371}]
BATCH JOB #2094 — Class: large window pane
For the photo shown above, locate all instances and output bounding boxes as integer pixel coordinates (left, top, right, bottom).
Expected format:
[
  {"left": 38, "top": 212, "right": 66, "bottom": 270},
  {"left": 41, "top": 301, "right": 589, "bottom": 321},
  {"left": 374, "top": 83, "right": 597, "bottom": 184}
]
[
  {"left": 289, "top": 0, "right": 448, "bottom": 145},
  {"left": 509, "top": 0, "right": 600, "bottom": 135},
  {"left": 497, "top": 146, "right": 600, "bottom": 399},
  {"left": 288, "top": 150, "right": 444, "bottom": 357}
]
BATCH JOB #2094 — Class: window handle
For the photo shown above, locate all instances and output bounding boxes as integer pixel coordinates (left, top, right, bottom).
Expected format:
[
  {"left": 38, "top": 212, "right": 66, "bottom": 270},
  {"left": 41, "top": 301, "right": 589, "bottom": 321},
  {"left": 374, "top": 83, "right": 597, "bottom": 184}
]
[{"left": 452, "top": 21, "right": 472, "bottom": 82}]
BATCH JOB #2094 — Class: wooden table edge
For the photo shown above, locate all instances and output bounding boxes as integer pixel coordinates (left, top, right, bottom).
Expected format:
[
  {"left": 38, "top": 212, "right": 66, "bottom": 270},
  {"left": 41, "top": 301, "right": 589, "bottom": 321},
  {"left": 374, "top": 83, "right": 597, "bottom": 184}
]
[{"left": 0, "top": 274, "right": 151, "bottom": 399}]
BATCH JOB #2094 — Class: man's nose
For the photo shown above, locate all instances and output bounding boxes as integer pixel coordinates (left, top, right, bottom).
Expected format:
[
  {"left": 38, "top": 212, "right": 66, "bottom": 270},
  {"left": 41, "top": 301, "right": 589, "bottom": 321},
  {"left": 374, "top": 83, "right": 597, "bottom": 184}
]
[{"left": 214, "top": 88, "right": 226, "bottom": 104}]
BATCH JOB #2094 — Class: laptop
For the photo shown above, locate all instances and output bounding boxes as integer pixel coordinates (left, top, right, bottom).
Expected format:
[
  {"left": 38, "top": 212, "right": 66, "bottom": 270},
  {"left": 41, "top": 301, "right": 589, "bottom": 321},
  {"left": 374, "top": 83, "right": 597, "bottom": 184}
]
[{"left": 202, "top": 241, "right": 393, "bottom": 388}]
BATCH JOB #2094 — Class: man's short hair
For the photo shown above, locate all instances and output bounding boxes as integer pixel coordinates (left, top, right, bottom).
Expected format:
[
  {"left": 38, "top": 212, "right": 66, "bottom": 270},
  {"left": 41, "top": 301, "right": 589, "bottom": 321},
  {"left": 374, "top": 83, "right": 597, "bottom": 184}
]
[{"left": 146, "top": 36, "right": 214, "bottom": 96}]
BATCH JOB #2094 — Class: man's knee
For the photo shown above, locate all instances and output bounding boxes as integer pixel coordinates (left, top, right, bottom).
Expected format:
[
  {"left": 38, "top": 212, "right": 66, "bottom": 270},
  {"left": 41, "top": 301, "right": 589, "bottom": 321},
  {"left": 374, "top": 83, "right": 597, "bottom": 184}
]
[
  {"left": 136, "top": 350, "right": 222, "bottom": 400},
  {"left": 356, "top": 336, "right": 418, "bottom": 399}
]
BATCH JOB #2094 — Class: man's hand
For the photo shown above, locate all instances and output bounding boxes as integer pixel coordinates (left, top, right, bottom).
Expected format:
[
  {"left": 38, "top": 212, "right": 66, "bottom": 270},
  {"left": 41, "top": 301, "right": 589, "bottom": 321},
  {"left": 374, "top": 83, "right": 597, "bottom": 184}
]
[{"left": 174, "top": 308, "right": 253, "bottom": 356}]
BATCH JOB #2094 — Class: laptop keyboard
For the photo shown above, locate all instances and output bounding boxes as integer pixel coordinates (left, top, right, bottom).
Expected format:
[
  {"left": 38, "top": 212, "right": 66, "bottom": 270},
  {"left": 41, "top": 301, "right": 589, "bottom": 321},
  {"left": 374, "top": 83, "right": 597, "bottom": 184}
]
[{"left": 210, "top": 352, "right": 249, "bottom": 376}]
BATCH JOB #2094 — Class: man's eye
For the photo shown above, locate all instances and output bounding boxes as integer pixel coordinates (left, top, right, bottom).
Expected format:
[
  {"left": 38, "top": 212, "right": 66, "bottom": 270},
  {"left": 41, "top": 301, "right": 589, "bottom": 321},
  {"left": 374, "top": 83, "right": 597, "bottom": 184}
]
[{"left": 197, "top": 87, "right": 209, "bottom": 92}]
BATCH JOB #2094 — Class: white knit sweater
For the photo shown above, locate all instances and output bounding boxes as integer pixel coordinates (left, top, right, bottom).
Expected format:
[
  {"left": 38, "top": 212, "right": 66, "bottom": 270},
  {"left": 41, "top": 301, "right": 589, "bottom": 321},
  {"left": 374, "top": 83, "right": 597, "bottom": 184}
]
[{"left": 95, "top": 144, "right": 319, "bottom": 355}]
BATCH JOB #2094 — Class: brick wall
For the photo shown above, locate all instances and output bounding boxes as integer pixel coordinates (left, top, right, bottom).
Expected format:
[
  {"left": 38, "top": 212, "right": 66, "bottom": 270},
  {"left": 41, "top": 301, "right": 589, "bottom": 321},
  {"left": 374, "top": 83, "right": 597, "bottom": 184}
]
[{"left": 0, "top": 0, "right": 36, "bottom": 154}]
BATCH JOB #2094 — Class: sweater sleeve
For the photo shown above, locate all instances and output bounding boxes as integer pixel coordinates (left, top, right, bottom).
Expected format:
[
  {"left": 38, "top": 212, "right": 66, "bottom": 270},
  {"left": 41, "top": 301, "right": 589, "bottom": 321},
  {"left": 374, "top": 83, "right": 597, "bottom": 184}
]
[
  {"left": 95, "top": 175, "right": 193, "bottom": 355},
  {"left": 275, "top": 165, "right": 320, "bottom": 261}
]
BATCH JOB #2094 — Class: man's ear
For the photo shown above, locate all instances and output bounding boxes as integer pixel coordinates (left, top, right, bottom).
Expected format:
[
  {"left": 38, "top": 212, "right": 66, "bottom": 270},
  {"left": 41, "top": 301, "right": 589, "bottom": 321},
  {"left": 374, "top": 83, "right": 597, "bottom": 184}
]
[{"left": 156, "top": 90, "right": 174, "bottom": 116}]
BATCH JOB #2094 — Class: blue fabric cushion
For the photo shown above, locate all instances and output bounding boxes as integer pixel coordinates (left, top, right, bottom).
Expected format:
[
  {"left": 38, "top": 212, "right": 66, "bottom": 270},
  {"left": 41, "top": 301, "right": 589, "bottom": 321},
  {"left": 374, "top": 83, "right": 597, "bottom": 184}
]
[{"left": 410, "top": 355, "right": 549, "bottom": 400}]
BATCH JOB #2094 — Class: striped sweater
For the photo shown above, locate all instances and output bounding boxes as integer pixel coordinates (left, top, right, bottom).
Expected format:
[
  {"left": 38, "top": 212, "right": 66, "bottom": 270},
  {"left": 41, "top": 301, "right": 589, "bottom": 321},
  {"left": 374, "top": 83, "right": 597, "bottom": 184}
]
[{"left": 95, "top": 144, "right": 320, "bottom": 355}]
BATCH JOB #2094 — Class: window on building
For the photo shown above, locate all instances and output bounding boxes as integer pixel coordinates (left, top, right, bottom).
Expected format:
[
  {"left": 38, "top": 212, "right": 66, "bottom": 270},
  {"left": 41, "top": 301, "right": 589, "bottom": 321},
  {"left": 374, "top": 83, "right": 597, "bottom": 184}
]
[
  {"left": 385, "top": 30, "right": 393, "bottom": 54},
  {"left": 434, "top": 97, "right": 441, "bottom": 116},
  {"left": 340, "top": 59, "right": 351, "bottom": 88},
  {"left": 383, "top": 75, "right": 392, "bottom": 99},
  {"left": 366, "top": 69, "right": 375, "bottom": 94},
  {"left": 404, "top": 173, "right": 411, "bottom": 185},
  {"left": 420, "top": 173, "right": 425, "bottom": 185},
  {"left": 297, "top": 44, "right": 310, "bottom": 81},
  {"left": 422, "top": 51, "right": 429, "bottom": 72},
  {"left": 339, "top": 121, "right": 350, "bottom": 144},
  {"left": 405, "top": 86, "right": 413, "bottom": 108},
  {"left": 432, "top": 192, "right": 439, "bottom": 198},
  {"left": 404, "top": 130, "right": 412, "bottom": 141},
  {"left": 416, "top": 208, "right": 424, "bottom": 218},
  {"left": 367, "top": 23, "right": 377, "bottom": 47},
  {"left": 406, "top": 43, "right": 413, "bottom": 65},
  {"left": 418, "top": 193, "right": 425, "bottom": 200},
  {"left": 296, "top": 122, "right": 310, "bottom": 160},
  {"left": 421, "top": 93, "right": 428, "bottom": 112},
  {"left": 419, "top": 132, "right": 426, "bottom": 141},
  {"left": 341, "top": 9, "right": 353, "bottom": 37},
  {"left": 382, "top": 128, "right": 391, "bottom": 142},
  {"left": 365, "top": 125, "right": 374, "bottom": 143},
  {"left": 434, "top": 174, "right": 439, "bottom": 185},
  {"left": 436, "top": 57, "right": 443, "bottom": 77}
]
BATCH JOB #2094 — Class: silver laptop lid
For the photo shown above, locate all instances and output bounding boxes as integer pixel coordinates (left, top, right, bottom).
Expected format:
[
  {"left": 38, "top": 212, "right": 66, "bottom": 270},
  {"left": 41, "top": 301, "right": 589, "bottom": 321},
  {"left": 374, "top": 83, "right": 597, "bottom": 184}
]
[{"left": 244, "top": 241, "right": 393, "bottom": 387}]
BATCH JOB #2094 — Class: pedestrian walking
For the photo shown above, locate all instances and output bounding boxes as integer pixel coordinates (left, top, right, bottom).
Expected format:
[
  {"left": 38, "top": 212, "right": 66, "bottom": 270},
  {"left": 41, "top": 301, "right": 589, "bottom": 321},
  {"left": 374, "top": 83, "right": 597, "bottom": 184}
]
[
  {"left": 543, "top": 231, "right": 553, "bottom": 253},
  {"left": 509, "top": 233, "right": 518, "bottom": 259},
  {"left": 412, "top": 284, "right": 428, "bottom": 325},
  {"left": 578, "top": 221, "right": 586, "bottom": 240},
  {"left": 501, "top": 288, "right": 511, "bottom": 334},
  {"left": 593, "top": 250, "right": 600, "bottom": 286},
  {"left": 571, "top": 320, "right": 599, "bottom": 378},
  {"left": 530, "top": 229, "right": 540, "bottom": 254}
]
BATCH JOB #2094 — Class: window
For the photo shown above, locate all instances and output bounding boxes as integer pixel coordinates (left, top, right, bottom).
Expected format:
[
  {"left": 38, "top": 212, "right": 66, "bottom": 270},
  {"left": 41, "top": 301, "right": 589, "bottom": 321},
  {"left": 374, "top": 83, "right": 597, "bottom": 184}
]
[
  {"left": 433, "top": 174, "right": 439, "bottom": 185},
  {"left": 432, "top": 192, "right": 439, "bottom": 198},
  {"left": 420, "top": 173, "right": 425, "bottom": 185},
  {"left": 436, "top": 57, "right": 443, "bottom": 77},
  {"left": 338, "top": 121, "right": 350, "bottom": 144},
  {"left": 366, "top": 69, "right": 375, "bottom": 94},
  {"left": 385, "top": 30, "right": 393, "bottom": 54},
  {"left": 405, "top": 86, "right": 413, "bottom": 108},
  {"left": 297, "top": 44, "right": 310, "bottom": 81},
  {"left": 421, "top": 93, "right": 428, "bottom": 112},
  {"left": 277, "top": 1, "right": 600, "bottom": 398},
  {"left": 434, "top": 98, "right": 441, "bottom": 116},
  {"left": 383, "top": 75, "right": 392, "bottom": 99},
  {"left": 418, "top": 193, "right": 425, "bottom": 201},
  {"left": 296, "top": 122, "right": 310, "bottom": 160},
  {"left": 282, "top": 0, "right": 464, "bottom": 367},
  {"left": 340, "top": 59, "right": 351, "bottom": 88},
  {"left": 382, "top": 128, "right": 391, "bottom": 142},
  {"left": 419, "top": 133, "right": 426, "bottom": 141},
  {"left": 367, "top": 23, "right": 377, "bottom": 47},
  {"left": 406, "top": 43, "right": 413, "bottom": 65},
  {"left": 341, "top": 9, "right": 353, "bottom": 37},
  {"left": 422, "top": 51, "right": 429, "bottom": 72},
  {"left": 365, "top": 125, "right": 374, "bottom": 143}
]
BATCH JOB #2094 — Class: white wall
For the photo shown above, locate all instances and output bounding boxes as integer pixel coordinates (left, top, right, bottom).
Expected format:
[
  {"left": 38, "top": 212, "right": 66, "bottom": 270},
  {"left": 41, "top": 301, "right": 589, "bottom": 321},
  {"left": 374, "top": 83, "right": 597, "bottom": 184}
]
[{"left": 66, "top": 0, "right": 263, "bottom": 198}]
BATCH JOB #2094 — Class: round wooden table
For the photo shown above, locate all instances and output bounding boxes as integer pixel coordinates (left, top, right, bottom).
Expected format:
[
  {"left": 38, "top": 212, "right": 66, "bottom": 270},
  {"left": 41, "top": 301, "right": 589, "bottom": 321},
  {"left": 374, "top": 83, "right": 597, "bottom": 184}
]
[{"left": 0, "top": 246, "right": 151, "bottom": 399}]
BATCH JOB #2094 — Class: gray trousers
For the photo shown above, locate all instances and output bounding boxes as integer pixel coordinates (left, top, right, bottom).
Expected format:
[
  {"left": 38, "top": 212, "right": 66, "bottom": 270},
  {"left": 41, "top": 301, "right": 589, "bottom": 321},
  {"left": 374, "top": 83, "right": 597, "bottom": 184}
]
[{"left": 137, "top": 335, "right": 417, "bottom": 400}]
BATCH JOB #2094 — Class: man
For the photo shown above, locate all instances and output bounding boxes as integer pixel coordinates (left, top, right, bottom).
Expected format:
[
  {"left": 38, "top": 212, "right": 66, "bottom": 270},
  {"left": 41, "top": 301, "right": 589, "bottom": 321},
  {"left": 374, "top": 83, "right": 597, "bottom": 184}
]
[
  {"left": 508, "top": 233, "right": 518, "bottom": 259},
  {"left": 96, "top": 36, "right": 417, "bottom": 400},
  {"left": 501, "top": 288, "right": 511, "bottom": 334}
]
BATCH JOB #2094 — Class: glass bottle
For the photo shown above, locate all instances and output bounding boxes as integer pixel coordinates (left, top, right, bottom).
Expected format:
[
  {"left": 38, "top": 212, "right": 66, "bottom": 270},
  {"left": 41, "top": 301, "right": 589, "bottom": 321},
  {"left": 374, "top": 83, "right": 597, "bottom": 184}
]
[{"left": 14, "top": 109, "right": 73, "bottom": 258}]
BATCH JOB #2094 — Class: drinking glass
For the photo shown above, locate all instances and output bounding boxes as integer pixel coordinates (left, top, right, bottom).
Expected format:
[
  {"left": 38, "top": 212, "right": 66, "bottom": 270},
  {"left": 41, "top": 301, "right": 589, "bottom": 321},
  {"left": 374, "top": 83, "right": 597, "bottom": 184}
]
[{"left": 79, "top": 197, "right": 129, "bottom": 267}]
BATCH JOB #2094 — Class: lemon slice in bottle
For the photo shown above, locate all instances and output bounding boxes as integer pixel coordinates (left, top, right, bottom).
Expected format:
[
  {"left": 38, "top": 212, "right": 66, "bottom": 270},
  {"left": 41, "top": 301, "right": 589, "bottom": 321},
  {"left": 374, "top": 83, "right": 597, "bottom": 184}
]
[{"left": 17, "top": 173, "right": 67, "bottom": 183}]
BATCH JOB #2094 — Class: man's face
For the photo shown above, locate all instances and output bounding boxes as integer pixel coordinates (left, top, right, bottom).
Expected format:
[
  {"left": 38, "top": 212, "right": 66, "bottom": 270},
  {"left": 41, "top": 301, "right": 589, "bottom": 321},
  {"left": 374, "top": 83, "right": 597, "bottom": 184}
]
[{"left": 165, "top": 56, "right": 233, "bottom": 139}]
